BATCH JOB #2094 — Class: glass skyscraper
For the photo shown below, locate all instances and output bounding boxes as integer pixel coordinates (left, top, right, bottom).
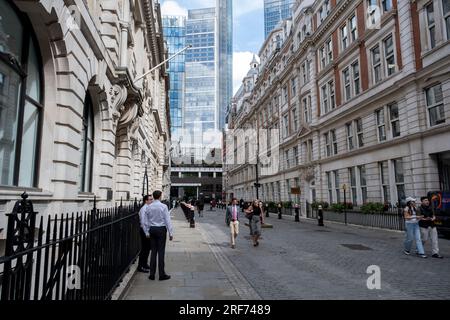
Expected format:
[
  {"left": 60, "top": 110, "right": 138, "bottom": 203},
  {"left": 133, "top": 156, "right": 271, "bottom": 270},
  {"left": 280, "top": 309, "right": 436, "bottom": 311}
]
[
  {"left": 162, "top": 16, "right": 186, "bottom": 138},
  {"left": 185, "top": 8, "right": 217, "bottom": 138},
  {"left": 217, "top": 0, "right": 233, "bottom": 130},
  {"left": 264, "top": 0, "right": 295, "bottom": 38},
  {"left": 164, "top": 0, "right": 233, "bottom": 201}
]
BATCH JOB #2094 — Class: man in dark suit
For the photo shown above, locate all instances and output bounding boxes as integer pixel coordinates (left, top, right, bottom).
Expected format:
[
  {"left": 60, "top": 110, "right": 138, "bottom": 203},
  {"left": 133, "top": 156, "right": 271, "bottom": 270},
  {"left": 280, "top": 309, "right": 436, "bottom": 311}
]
[
  {"left": 142, "top": 191, "right": 174, "bottom": 281},
  {"left": 138, "top": 195, "right": 152, "bottom": 272}
]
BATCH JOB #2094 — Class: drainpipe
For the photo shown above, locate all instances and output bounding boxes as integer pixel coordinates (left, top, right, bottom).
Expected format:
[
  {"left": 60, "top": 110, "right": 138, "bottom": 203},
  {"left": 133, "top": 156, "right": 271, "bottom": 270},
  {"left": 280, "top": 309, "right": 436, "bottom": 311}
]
[{"left": 120, "top": 0, "right": 130, "bottom": 67}]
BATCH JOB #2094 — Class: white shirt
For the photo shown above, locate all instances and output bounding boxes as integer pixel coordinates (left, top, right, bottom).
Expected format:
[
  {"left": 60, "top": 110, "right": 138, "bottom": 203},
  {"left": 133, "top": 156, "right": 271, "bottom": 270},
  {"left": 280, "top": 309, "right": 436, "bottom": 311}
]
[
  {"left": 139, "top": 204, "right": 150, "bottom": 229},
  {"left": 142, "top": 200, "right": 174, "bottom": 237}
]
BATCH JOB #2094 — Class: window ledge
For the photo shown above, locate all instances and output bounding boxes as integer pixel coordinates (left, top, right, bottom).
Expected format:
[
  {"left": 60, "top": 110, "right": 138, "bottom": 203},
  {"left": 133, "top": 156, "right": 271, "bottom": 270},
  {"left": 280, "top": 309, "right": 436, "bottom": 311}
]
[
  {"left": 421, "top": 40, "right": 450, "bottom": 60},
  {"left": 0, "top": 187, "right": 53, "bottom": 200},
  {"left": 78, "top": 192, "right": 96, "bottom": 200}
]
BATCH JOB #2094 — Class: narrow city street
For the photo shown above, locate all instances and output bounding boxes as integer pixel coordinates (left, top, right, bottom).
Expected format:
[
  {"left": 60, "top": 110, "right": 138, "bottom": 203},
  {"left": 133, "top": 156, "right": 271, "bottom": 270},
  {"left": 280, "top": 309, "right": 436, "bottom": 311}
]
[{"left": 124, "top": 208, "right": 450, "bottom": 300}]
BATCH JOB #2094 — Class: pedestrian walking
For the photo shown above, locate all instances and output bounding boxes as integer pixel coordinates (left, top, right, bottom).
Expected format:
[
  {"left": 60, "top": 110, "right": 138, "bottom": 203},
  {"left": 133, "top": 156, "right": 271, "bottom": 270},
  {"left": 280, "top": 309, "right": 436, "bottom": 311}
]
[
  {"left": 143, "top": 190, "right": 174, "bottom": 281},
  {"left": 403, "top": 197, "right": 427, "bottom": 258},
  {"left": 259, "top": 201, "right": 265, "bottom": 225},
  {"left": 137, "top": 195, "right": 153, "bottom": 273},
  {"left": 226, "top": 198, "right": 240, "bottom": 249},
  {"left": 249, "top": 200, "right": 262, "bottom": 247},
  {"left": 418, "top": 196, "right": 444, "bottom": 259},
  {"left": 196, "top": 197, "right": 204, "bottom": 217},
  {"left": 243, "top": 201, "right": 253, "bottom": 235}
]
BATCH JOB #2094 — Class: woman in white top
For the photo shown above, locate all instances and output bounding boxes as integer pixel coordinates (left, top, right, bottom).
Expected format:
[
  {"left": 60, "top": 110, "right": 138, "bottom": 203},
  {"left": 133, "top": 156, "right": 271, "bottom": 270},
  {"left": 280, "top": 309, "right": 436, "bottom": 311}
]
[{"left": 403, "top": 197, "right": 427, "bottom": 258}]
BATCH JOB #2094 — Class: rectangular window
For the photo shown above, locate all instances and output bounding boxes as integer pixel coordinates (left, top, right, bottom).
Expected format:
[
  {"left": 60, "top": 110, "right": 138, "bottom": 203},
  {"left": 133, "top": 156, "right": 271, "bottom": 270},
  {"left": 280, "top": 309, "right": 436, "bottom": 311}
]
[
  {"left": 368, "top": 0, "right": 378, "bottom": 25},
  {"left": 384, "top": 35, "right": 396, "bottom": 76},
  {"left": 283, "top": 114, "right": 289, "bottom": 137},
  {"left": 426, "top": 84, "right": 445, "bottom": 126},
  {"left": 302, "top": 62, "right": 307, "bottom": 84},
  {"left": 303, "top": 97, "right": 311, "bottom": 123},
  {"left": 352, "top": 61, "right": 360, "bottom": 95},
  {"left": 389, "top": 102, "right": 400, "bottom": 137},
  {"left": 371, "top": 45, "right": 382, "bottom": 83},
  {"left": 382, "top": 0, "right": 393, "bottom": 12},
  {"left": 356, "top": 118, "right": 364, "bottom": 147},
  {"left": 327, "top": 39, "right": 333, "bottom": 63},
  {"left": 343, "top": 68, "right": 351, "bottom": 101},
  {"left": 379, "top": 161, "right": 391, "bottom": 203},
  {"left": 331, "top": 129, "right": 338, "bottom": 155},
  {"left": 350, "top": 15, "right": 358, "bottom": 41},
  {"left": 306, "top": 60, "right": 311, "bottom": 82},
  {"left": 291, "top": 77, "right": 297, "bottom": 97},
  {"left": 393, "top": 158, "right": 405, "bottom": 203},
  {"left": 283, "top": 86, "right": 288, "bottom": 104},
  {"left": 325, "top": 132, "right": 331, "bottom": 157},
  {"left": 327, "top": 172, "right": 333, "bottom": 203},
  {"left": 334, "top": 170, "right": 341, "bottom": 203},
  {"left": 358, "top": 165, "right": 368, "bottom": 204},
  {"left": 320, "top": 46, "right": 326, "bottom": 69},
  {"left": 307, "top": 139, "right": 313, "bottom": 162},
  {"left": 376, "top": 108, "right": 386, "bottom": 142},
  {"left": 346, "top": 123, "right": 354, "bottom": 150},
  {"left": 293, "top": 146, "right": 299, "bottom": 166},
  {"left": 285, "top": 150, "right": 290, "bottom": 168},
  {"left": 321, "top": 84, "right": 329, "bottom": 114},
  {"left": 329, "top": 80, "right": 336, "bottom": 110},
  {"left": 341, "top": 24, "right": 348, "bottom": 50},
  {"left": 292, "top": 107, "right": 299, "bottom": 132},
  {"left": 349, "top": 167, "right": 357, "bottom": 205},
  {"left": 444, "top": 0, "right": 450, "bottom": 40},
  {"left": 427, "top": 3, "right": 436, "bottom": 49}
]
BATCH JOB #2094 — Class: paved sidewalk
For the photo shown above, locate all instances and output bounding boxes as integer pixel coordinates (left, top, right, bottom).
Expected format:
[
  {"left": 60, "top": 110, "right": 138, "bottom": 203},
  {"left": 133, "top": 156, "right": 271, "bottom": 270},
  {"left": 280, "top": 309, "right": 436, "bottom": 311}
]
[{"left": 123, "top": 209, "right": 247, "bottom": 300}]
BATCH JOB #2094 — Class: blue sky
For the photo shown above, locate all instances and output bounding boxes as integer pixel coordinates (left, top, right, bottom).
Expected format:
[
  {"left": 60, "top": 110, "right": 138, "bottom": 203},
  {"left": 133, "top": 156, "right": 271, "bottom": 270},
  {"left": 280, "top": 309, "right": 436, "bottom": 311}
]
[{"left": 161, "top": 0, "right": 265, "bottom": 94}]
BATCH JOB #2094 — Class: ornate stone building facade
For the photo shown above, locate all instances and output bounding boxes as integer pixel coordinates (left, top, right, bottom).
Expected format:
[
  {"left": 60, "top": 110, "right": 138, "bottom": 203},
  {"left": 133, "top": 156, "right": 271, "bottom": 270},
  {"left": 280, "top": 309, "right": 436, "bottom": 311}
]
[
  {"left": 0, "top": 0, "right": 171, "bottom": 240},
  {"left": 225, "top": 0, "right": 450, "bottom": 213}
]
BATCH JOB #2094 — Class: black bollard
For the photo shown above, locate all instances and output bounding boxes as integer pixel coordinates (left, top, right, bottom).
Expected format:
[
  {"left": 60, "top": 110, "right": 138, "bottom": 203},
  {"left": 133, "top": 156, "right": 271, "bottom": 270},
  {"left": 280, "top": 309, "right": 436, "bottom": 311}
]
[
  {"left": 318, "top": 206, "right": 324, "bottom": 226},
  {"left": 295, "top": 207, "right": 300, "bottom": 222}
]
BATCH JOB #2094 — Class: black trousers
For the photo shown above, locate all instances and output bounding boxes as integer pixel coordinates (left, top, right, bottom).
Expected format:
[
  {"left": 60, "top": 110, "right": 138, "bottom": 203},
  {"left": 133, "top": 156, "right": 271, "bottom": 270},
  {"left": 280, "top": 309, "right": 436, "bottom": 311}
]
[
  {"left": 149, "top": 226, "right": 168, "bottom": 277},
  {"left": 139, "top": 228, "right": 151, "bottom": 268}
]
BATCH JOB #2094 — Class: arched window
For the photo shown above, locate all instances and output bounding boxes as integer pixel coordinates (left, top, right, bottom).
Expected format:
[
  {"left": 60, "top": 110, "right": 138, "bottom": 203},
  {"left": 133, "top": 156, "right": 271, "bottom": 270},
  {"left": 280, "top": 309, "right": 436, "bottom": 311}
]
[
  {"left": 0, "top": 1, "right": 43, "bottom": 187},
  {"left": 79, "top": 93, "right": 94, "bottom": 192}
]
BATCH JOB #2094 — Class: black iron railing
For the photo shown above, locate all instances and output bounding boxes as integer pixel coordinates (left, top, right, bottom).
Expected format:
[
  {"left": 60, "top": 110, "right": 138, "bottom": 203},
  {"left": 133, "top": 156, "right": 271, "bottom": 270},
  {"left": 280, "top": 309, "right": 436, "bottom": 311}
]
[
  {"left": 0, "top": 193, "right": 141, "bottom": 300},
  {"left": 305, "top": 203, "right": 405, "bottom": 231}
]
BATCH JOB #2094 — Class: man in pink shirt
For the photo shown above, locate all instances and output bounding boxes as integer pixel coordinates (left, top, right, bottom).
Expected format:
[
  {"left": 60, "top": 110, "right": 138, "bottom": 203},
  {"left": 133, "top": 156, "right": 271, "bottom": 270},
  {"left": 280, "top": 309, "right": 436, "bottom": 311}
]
[{"left": 226, "top": 198, "right": 240, "bottom": 249}]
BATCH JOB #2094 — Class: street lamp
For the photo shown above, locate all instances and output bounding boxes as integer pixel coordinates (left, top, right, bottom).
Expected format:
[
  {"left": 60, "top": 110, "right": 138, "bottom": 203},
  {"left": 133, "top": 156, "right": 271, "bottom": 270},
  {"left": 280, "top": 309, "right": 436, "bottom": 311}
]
[
  {"left": 142, "top": 166, "right": 149, "bottom": 204},
  {"left": 343, "top": 184, "right": 347, "bottom": 225}
]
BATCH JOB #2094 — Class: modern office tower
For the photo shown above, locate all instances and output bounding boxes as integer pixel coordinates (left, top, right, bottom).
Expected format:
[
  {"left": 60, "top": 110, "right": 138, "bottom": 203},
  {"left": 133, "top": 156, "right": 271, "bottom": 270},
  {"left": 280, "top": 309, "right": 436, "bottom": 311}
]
[
  {"left": 217, "top": 0, "right": 233, "bottom": 130},
  {"left": 166, "top": 0, "right": 233, "bottom": 201},
  {"left": 162, "top": 16, "right": 186, "bottom": 140},
  {"left": 184, "top": 7, "right": 217, "bottom": 138},
  {"left": 264, "top": 0, "right": 295, "bottom": 38}
]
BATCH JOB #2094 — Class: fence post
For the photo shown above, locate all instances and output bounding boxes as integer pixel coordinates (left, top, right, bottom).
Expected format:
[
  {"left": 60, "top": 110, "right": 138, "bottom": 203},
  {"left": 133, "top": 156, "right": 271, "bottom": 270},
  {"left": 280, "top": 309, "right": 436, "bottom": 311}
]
[{"left": 1, "top": 192, "right": 38, "bottom": 300}]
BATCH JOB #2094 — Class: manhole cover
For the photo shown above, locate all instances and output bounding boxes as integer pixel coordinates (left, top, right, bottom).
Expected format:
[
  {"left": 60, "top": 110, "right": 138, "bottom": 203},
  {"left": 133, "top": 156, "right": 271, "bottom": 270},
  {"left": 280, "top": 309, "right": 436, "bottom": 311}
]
[{"left": 341, "top": 244, "right": 373, "bottom": 251}]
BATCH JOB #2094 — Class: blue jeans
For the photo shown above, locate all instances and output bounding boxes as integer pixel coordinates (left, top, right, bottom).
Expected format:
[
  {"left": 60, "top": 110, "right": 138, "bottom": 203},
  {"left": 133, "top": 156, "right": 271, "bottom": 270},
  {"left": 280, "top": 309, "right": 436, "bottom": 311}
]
[{"left": 404, "top": 223, "right": 425, "bottom": 255}]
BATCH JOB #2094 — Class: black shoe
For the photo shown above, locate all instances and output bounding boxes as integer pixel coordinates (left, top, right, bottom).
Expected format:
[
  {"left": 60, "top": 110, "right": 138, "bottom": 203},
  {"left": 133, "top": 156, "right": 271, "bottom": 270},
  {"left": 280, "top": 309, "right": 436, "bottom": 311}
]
[
  {"left": 159, "top": 275, "right": 171, "bottom": 281},
  {"left": 432, "top": 254, "right": 444, "bottom": 259},
  {"left": 138, "top": 267, "right": 150, "bottom": 273},
  {"left": 148, "top": 275, "right": 155, "bottom": 280},
  {"left": 403, "top": 250, "right": 410, "bottom": 256}
]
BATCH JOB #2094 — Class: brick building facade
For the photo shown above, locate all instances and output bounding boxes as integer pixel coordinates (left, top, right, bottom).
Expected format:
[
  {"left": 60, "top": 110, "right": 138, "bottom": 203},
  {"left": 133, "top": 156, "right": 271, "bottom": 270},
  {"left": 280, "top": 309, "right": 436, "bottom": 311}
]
[{"left": 225, "top": 0, "right": 450, "bottom": 212}]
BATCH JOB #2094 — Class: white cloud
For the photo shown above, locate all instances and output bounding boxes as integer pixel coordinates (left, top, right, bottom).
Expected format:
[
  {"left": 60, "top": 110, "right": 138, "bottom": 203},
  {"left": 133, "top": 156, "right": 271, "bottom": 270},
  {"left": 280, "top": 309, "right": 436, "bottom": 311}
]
[
  {"left": 161, "top": 1, "right": 188, "bottom": 16},
  {"left": 233, "top": 51, "right": 259, "bottom": 95}
]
